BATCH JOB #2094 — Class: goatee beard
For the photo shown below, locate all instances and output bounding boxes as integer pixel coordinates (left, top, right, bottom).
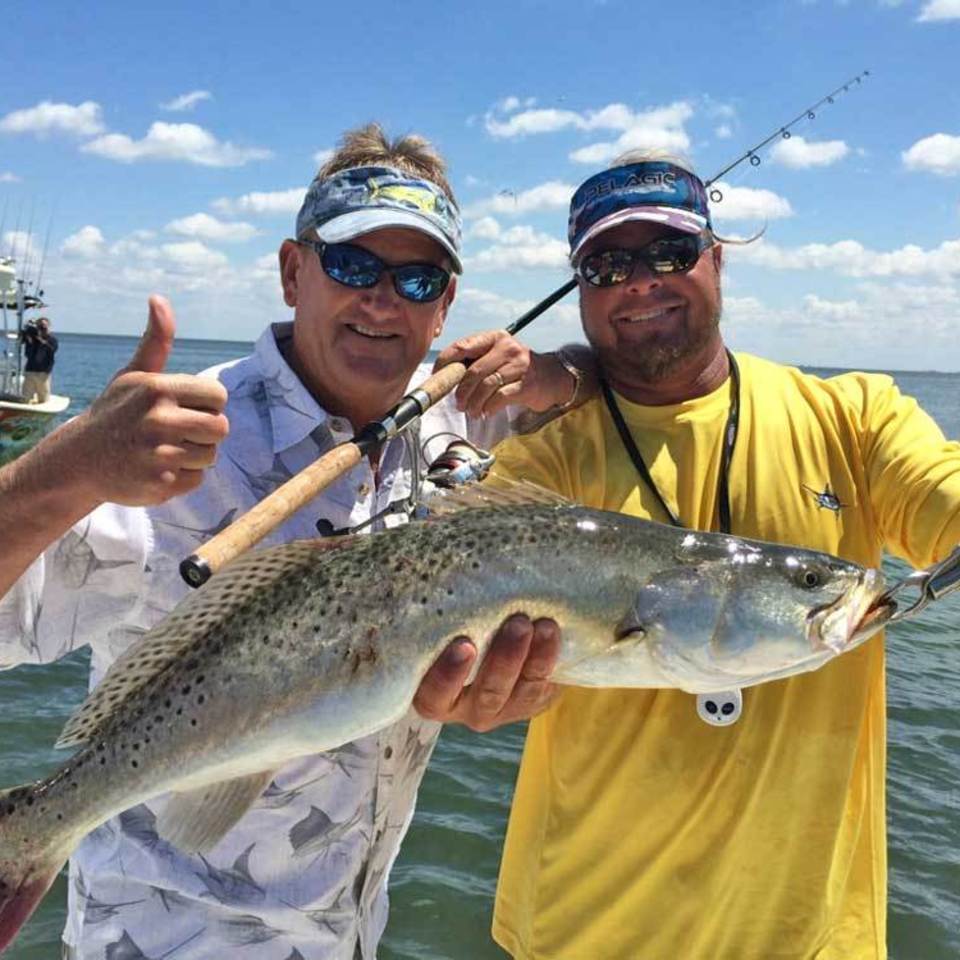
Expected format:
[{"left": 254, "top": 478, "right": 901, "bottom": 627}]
[{"left": 598, "top": 305, "right": 722, "bottom": 385}]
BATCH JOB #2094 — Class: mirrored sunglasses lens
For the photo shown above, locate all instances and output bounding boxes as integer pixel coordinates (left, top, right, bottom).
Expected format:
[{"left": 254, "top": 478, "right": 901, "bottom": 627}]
[
  {"left": 322, "top": 245, "right": 381, "bottom": 287},
  {"left": 582, "top": 250, "right": 635, "bottom": 287},
  {"left": 394, "top": 266, "right": 448, "bottom": 302},
  {"left": 646, "top": 237, "right": 700, "bottom": 274}
]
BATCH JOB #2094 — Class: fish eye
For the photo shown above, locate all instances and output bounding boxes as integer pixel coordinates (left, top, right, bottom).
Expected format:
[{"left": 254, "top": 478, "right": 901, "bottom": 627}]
[{"left": 798, "top": 567, "right": 822, "bottom": 589}]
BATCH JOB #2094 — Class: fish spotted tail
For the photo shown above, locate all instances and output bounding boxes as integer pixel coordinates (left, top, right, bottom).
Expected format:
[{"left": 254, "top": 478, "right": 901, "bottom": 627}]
[{"left": 0, "top": 784, "right": 70, "bottom": 955}]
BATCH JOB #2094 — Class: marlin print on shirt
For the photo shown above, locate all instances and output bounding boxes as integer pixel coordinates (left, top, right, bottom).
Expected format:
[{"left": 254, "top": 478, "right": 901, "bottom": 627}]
[{"left": 802, "top": 482, "right": 846, "bottom": 513}]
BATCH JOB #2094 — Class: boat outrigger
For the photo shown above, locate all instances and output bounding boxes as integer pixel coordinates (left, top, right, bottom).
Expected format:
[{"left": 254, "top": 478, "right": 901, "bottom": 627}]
[{"left": 0, "top": 256, "right": 69, "bottom": 452}]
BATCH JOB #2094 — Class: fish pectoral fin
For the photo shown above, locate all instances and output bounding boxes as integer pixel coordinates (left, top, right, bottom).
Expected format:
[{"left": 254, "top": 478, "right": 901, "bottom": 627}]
[
  {"left": 155, "top": 769, "right": 277, "bottom": 854},
  {"left": 426, "top": 476, "right": 575, "bottom": 517}
]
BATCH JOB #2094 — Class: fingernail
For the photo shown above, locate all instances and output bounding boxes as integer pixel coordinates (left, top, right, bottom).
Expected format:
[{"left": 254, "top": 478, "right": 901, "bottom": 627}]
[{"left": 447, "top": 640, "right": 474, "bottom": 666}]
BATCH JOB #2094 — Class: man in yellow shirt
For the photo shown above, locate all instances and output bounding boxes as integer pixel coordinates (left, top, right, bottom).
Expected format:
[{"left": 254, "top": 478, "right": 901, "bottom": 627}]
[{"left": 489, "top": 150, "right": 960, "bottom": 959}]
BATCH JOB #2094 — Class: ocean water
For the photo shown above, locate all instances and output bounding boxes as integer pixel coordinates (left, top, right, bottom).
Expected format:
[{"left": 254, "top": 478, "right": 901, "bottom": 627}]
[{"left": 1, "top": 333, "right": 958, "bottom": 959}]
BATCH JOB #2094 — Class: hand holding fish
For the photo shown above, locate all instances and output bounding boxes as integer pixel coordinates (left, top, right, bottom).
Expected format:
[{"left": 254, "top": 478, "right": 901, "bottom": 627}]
[
  {"left": 414, "top": 614, "right": 561, "bottom": 731},
  {"left": 435, "top": 330, "right": 579, "bottom": 418},
  {"left": 68, "top": 295, "right": 229, "bottom": 507}
]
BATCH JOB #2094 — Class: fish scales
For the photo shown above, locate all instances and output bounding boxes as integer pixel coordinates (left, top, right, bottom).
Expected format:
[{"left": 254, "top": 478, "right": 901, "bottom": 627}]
[
  {"left": 0, "top": 508, "right": 627, "bottom": 851},
  {"left": 0, "top": 500, "right": 893, "bottom": 954}
]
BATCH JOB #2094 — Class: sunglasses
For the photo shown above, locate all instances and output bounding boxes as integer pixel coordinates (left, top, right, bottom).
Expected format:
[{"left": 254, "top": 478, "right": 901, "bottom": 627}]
[
  {"left": 576, "top": 233, "right": 713, "bottom": 287},
  {"left": 301, "top": 239, "right": 451, "bottom": 304}
]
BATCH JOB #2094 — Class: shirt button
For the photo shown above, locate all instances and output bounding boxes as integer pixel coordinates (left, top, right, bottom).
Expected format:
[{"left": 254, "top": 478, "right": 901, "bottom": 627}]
[
  {"left": 358, "top": 482, "right": 370, "bottom": 497},
  {"left": 330, "top": 417, "right": 347, "bottom": 433},
  {"left": 384, "top": 746, "right": 393, "bottom": 759}
]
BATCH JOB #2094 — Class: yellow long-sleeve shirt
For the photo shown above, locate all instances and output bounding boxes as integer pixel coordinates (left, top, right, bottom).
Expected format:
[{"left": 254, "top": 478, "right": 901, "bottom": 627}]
[{"left": 490, "top": 353, "right": 960, "bottom": 960}]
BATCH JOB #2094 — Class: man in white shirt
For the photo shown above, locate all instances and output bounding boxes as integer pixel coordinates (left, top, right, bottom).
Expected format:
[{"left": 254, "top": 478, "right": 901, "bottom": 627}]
[{"left": 0, "top": 123, "right": 580, "bottom": 959}]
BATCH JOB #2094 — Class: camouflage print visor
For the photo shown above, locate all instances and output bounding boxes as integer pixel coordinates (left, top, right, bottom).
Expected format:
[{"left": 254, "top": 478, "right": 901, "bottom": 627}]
[
  {"left": 296, "top": 165, "right": 463, "bottom": 273},
  {"left": 569, "top": 161, "right": 712, "bottom": 263}
]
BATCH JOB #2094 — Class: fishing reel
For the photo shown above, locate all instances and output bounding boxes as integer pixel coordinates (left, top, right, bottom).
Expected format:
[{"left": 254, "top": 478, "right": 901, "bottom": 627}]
[
  {"left": 424, "top": 438, "right": 496, "bottom": 489},
  {"left": 316, "top": 436, "right": 496, "bottom": 536}
]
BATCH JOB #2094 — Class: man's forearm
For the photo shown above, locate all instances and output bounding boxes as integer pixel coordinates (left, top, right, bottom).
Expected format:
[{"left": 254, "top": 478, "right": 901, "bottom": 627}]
[{"left": 0, "top": 418, "right": 102, "bottom": 597}]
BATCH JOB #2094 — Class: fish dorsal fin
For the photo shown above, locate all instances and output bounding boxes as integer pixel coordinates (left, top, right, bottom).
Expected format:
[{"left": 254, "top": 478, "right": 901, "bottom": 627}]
[
  {"left": 156, "top": 770, "right": 277, "bottom": 854},
  {"left": 426, "top": 475, "right": 574, "bottom": 517},
  {"left": 56, "top": 538, "right": 354, "bottom": 750}
]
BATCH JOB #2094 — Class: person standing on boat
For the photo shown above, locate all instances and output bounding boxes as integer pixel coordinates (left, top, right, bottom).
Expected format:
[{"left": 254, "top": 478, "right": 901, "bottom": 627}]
[
  {"left": 20, "top": 315, "right": 58, "bottom": 403},
  {"left": 0, "top": 124, "right": 580, "bottom": 960},
  {"left": 487, "top": 150, "right": 960, "bottom": 960}
]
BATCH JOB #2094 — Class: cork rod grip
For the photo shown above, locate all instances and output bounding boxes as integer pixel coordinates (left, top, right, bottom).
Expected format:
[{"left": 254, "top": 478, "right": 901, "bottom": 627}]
[
  {"left": 416, "top": 361, "right": 468, "bottom": 403},
  {"left": 180, "top": 442, "right": 363, "bottom": 586}
]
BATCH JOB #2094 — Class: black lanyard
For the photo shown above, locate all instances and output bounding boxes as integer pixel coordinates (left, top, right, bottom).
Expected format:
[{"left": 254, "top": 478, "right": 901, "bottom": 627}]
[{"left": 600, "top": 350, "right": 741, "bottom": 535}]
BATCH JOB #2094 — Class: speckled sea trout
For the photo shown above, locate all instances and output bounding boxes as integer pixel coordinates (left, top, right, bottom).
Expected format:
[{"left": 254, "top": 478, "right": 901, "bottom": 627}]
[{"left": 0, "top": 490, "right": 895, "bottom": 952}]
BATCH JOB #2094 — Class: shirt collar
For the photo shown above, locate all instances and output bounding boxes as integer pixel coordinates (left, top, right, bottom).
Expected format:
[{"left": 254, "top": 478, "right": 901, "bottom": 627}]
[{"left": 254, "top": 322, "right": 354, "bottom": 454}]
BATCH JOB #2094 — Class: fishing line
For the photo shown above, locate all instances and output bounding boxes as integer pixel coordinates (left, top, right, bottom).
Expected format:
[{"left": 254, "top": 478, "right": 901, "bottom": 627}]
[
  {"left": 524, "top": 70, "right": 871, "bottom": 317},
  {"left": 34, "top": 206, "right": 56, "bottom": 301},
  {"left": 705, "top": 70, "right": 869, "bottom": 202}
]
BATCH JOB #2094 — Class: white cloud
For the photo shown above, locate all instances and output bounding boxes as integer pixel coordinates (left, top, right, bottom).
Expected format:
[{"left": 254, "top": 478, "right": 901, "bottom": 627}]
[
  {"left": 484, "top": 99, "right": 693, "bottom": 167},
  {"left": 0, "top": 100, "right": 105, "bottom": 138},
  {"left": 464, "top": 180, "right": 575, "bottom": 218},
  {"left": 728, "top": 236, "right": 960, "bottom": 278},
  {"left": 109, "top": 235, "right": 161, "bottom": 261},
  {"left": 161, "top": 241, "right": 230, "bottom": 271},
  {"left": 487, "top": 106, "right": 585, "bottom": 138},
  {"left": 81, "top": 122, "right": 272, "bottom": 167},
  {"left": 917, "top": 0, "right": 960, "bottom": 20},
  {"left": 482, "top": 96, "right": 695, "bottom": 168},
  {"left": 253, "top": 252, "right": 278, "bottom": 273},
  {"left": 569, "top": 104, "right": 694, "bottom": 166},
  {"left": 313, "top": 148, "right": 333, "bottom": 168},
  {"left": 468, "top": 216, "right": 502, "bottom": 240},
  {"left": 2, "top": 231, "right": 40, "bottom": 264},
  {"left": 61, "top": 226, "right": 106, "bottom": 258},
  {"left": 0, "top": 172, "right": 20, "bottom": 183},
  {"left": 770, "top": 135, "right": 850, "bottom": 169},
  {"left": 160, "top": 90, "right": 212, "bottom": 112},
  {"left": 165, "top": 212, "right": 259, "bottom": 242},
  {"left": 709, "top": 183, "right": 794, "bottom": 222},
  {"left": 715, "top": 124, "right": 733, "bottom": 140},
  {"left": 467, "top": 225, "right": 569, "bottom": 271},
  {"left": 212, "top": 187, "right": 306, "bottom": 217},
  {"left": 718, "top": 278, "right": 960, "bottom": 370},
  {"left": 902, "top": 133, "right": 960, "bottom": 176}
]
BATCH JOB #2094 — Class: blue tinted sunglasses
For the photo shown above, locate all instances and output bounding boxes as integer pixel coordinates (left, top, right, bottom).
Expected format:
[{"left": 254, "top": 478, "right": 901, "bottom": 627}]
[
  {"left": 576, "top": 233, "right": 713, "bottom": 287},
  {"left": 301, "top": 239, "right": 451, "bottom": 304}
]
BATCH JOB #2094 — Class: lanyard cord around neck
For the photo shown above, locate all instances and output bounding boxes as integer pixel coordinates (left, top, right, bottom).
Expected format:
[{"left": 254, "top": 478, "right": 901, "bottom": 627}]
[{"left": 600, "top": 350, "right": 741, "bottom": 535}]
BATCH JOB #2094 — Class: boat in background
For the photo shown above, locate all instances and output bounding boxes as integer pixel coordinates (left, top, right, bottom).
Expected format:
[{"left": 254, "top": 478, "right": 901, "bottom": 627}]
[{"left": 0, "top": 256, "right": 69, "bottom": 452}]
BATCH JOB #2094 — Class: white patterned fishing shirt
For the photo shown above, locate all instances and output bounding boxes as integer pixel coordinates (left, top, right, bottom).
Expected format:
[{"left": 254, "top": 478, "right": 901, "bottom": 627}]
[{"left": 0, "top": 322, "right": 511, "bottom": 960}]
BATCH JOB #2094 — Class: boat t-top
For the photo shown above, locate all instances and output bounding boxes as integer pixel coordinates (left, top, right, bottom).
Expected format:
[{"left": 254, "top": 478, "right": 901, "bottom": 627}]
[{"left": 1, "top": 256, "right": 70, "bottom": 452}]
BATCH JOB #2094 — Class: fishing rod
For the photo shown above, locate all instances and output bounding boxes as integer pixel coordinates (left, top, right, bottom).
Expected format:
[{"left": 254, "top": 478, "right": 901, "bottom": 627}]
[
  {"left": 21, "top": 200, "right": 36, "bottom": 289},
  {"left": 33, "top": 208, "right": 56, "bottom": 302},
  {"left": 179, "top": 278, "right": 576, "bottom": 587},
  {"left": 181, "top": 72, "right": 869, "bottom": 588},
  {"left": 705, "top": 69, "right": 870, "bottom": 200}
]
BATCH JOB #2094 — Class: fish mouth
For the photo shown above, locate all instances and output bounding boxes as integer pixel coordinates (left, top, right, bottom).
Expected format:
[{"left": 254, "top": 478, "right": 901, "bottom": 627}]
[
  {"left": 851, "top": 593, "right": 898, "bottom": 642},
  {"left": 807, "top": 568, "right": 891, "bottom": 655}
]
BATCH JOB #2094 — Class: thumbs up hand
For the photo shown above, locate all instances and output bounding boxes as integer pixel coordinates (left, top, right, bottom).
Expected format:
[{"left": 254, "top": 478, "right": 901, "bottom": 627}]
[{"left": 72, "top": 296, "right": 229, "bottom": 507}]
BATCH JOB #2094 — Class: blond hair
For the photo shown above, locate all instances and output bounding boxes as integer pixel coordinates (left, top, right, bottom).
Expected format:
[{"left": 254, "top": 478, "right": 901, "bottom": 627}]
[
  {"left": 610, "top": 147, "right": 698, "bottom": 175},
  {"left": 318, "top": 122, "right": 456, "bottom": 205}
]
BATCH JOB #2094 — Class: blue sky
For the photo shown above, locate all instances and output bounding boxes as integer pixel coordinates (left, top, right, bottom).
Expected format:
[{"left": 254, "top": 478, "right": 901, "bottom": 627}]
[{"left": 2, "top": 0, "right": 959, "bottom": 370}]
